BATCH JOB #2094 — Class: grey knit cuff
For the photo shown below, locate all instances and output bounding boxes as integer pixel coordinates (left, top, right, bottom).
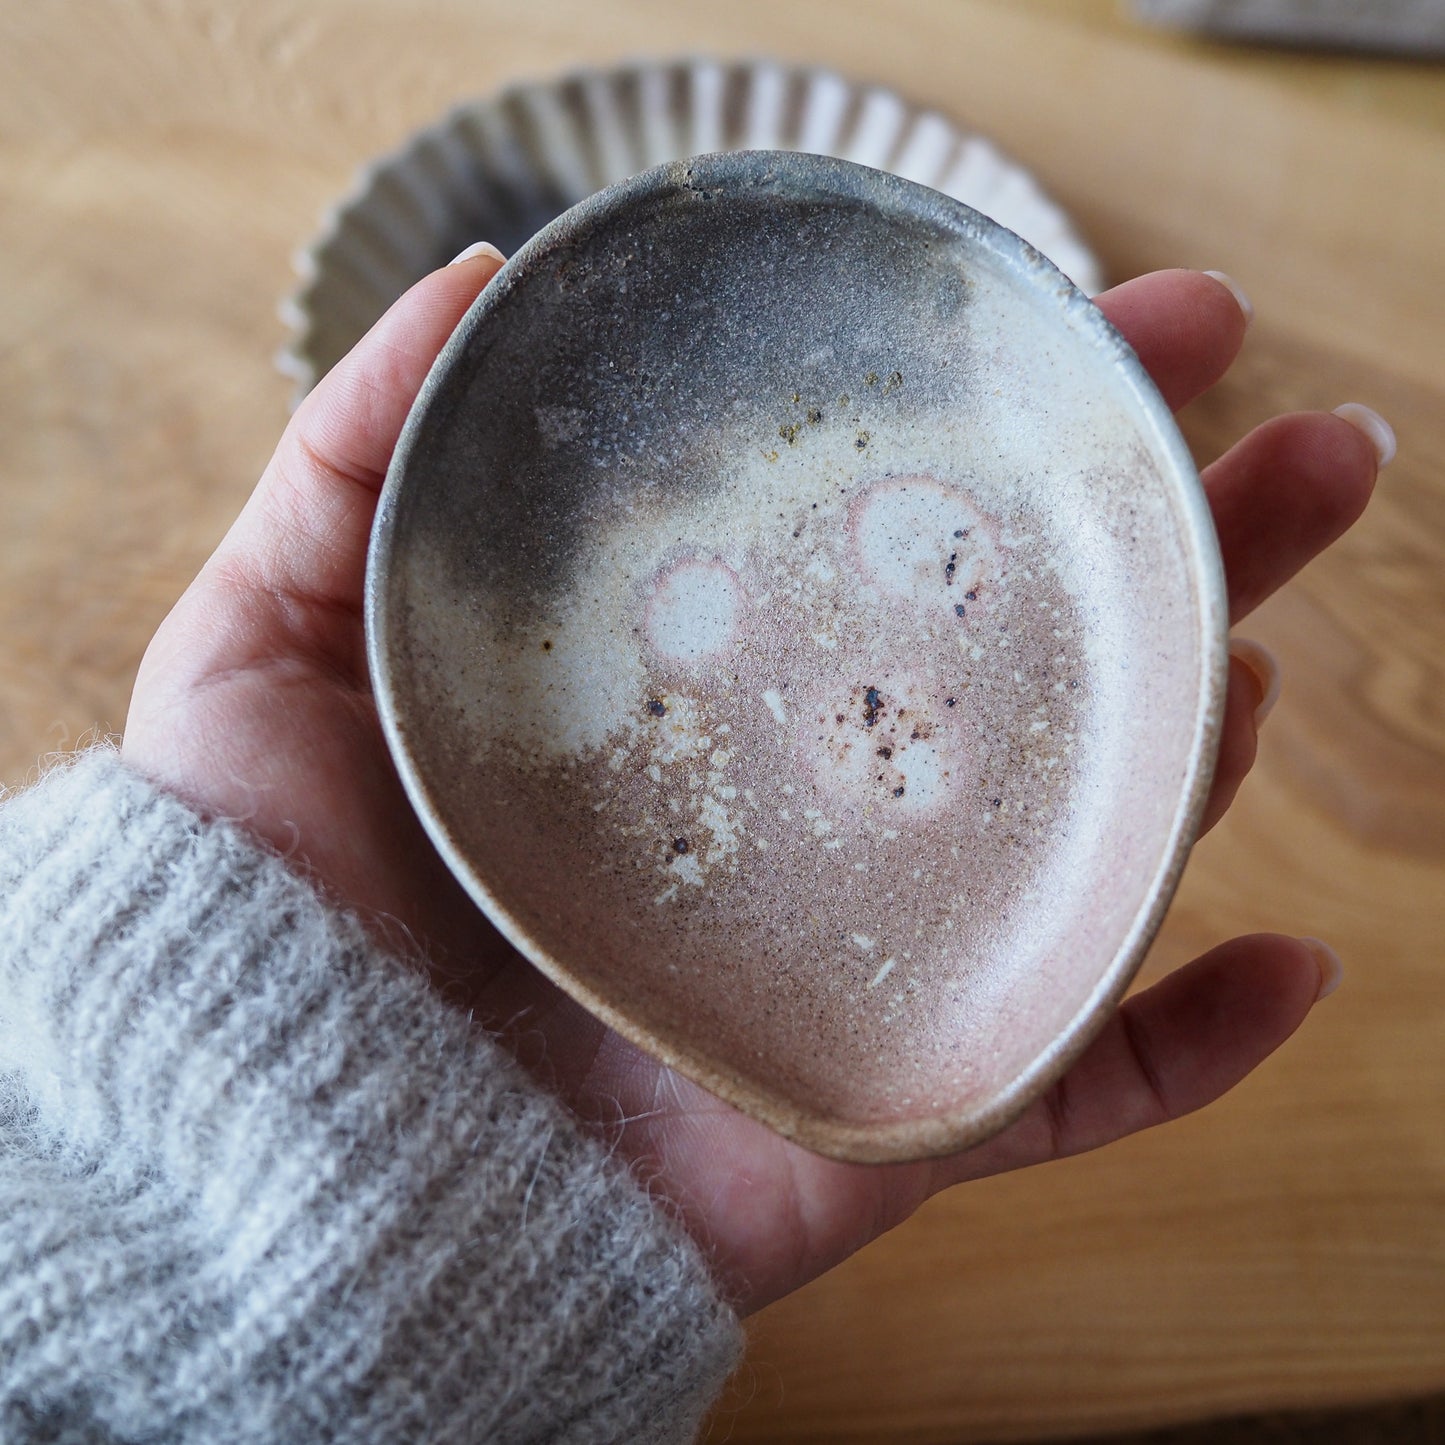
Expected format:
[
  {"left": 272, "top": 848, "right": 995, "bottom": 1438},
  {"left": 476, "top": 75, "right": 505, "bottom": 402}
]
[{"left": 0, "top": 748, "right": 741, "bottom": 1444}]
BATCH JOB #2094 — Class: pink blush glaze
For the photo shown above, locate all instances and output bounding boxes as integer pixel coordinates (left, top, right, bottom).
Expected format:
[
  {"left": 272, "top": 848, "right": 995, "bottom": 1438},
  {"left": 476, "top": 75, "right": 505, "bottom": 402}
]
[
  {"left": 847, "top": 475, "right": 997, "bottom": 617},
  {"left": 644, "top": 557, "right": 744, "bottom": 666}
]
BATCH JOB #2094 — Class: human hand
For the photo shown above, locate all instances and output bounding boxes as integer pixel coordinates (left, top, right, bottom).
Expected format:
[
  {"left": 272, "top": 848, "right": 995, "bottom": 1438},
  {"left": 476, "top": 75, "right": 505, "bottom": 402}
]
[{"left": 122, "top": 252, "right": 1384, "bottom": 1317}]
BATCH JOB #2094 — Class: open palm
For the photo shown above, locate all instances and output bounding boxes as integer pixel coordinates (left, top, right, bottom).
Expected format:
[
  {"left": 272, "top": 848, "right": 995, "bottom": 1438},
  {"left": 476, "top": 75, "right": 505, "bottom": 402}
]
[{"left": 123, "top": 253, "right": 1380, "bottom": 1315}]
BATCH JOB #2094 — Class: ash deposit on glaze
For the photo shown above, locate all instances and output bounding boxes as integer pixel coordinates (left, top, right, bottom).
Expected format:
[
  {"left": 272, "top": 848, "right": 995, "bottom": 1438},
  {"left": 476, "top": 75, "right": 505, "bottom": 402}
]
[{"left": 371, "top": 154, "right": 1223, "bottom": 1159}]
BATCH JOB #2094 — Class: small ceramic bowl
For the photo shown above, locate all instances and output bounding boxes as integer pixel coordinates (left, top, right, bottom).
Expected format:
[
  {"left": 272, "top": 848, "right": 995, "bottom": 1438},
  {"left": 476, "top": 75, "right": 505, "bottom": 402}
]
[
  {"left": 367, "top": 151, "right": 1226, "bottom": 1163},
  {"left": 279, "top": 59, "right": 1102, "bottom": 400}
]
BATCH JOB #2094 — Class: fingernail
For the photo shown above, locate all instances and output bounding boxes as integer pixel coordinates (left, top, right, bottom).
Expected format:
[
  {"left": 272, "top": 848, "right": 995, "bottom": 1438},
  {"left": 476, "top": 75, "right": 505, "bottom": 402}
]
[
  {"left": 1229, "top": 637, "right": 1281, "bottom": 728},
  {"left": 448, "top": 241, "right": 507, "bottom": 267},
  {"left": 1301, "top": 937, "right": 1344, "bottom": 1000},
  {"left": 1333, "top": 403, "right": 1396, "bottom": 469},
  {"left": 1203, "top": 270, "right": 1254, "bottom": 328}
]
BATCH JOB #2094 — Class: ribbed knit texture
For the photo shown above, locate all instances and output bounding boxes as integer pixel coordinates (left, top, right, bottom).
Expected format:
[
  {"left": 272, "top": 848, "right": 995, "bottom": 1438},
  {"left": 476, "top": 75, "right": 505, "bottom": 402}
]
[{"left": 0, "top": 749, "right": 741, "bottom": 1443}]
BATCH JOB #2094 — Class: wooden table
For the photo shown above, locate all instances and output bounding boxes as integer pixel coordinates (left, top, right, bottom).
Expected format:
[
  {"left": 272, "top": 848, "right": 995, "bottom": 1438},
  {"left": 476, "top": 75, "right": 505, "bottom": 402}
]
[{"left": 3, "top": 3, "right": 1442, "bottom": 1440}]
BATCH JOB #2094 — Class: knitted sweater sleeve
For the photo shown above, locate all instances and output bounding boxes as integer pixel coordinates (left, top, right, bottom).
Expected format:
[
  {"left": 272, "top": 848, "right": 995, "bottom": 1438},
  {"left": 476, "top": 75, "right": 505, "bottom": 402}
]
[{"left": 0, "top": 749, "right": 742, "bottom": 1444}]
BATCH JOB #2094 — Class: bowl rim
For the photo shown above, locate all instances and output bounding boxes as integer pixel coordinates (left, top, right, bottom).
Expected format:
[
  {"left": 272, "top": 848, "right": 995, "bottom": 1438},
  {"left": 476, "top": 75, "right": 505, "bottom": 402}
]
[{"left": 366, "top": 149, "right": 1229, "bottom": 1163}]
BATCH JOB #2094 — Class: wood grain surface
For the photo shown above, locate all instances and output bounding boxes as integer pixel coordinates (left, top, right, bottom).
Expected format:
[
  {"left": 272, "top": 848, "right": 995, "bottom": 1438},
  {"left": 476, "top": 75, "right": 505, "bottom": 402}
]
[{"left": 2, "top": 3, "right": 1442, "bottom": 1440}]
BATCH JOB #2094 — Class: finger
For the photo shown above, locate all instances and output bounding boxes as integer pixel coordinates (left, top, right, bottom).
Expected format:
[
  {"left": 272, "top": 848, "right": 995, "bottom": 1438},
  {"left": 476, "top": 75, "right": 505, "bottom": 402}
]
[
  {"left": 214, "top": 245, "right": 507, "bottom": 616},
  {"left": 1206, "top": 409, "right": 1385, "bottom": 624},
  {"left": 1093, "top": 269, "right": 1251, "bottom": 412},
  {"left": 1196, "top": 643, "right": 1280, "bottom": 835},
  {"left": 930, "top": 933, "right": 1335, "bottom": 1190}
]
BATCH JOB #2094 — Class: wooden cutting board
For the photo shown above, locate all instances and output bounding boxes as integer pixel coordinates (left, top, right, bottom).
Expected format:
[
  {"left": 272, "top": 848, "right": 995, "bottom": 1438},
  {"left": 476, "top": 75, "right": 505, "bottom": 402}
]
[{"left": 2, "top": 3, "right": 1442, "bottom": 1439}]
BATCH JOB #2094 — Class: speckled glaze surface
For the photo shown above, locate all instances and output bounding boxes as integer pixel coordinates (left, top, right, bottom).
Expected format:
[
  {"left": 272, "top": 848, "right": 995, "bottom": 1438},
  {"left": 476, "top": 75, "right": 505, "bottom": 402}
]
[
  {"left": 280, "top": 59, "right": 1102, "bottom": 399},
  {"left": 367, "top": 151, "right": 1227, "bottom": 1163}
]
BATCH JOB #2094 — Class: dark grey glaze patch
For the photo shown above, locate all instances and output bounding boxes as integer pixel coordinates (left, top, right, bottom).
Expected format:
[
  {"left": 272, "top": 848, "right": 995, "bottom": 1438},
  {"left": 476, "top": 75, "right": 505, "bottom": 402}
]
[{"left": 396, "top": 161, "right": 985, "bottom": 612}]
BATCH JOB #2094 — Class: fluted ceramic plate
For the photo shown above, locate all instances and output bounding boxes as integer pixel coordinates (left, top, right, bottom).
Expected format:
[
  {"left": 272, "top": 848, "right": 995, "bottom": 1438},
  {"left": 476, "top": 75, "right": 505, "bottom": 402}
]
[
  {"left": 280, "top": 59, "right": 1103, "bottom": 398},
  {"left": 367, "top": 152, "right": 1226, "bottom": 1164}
]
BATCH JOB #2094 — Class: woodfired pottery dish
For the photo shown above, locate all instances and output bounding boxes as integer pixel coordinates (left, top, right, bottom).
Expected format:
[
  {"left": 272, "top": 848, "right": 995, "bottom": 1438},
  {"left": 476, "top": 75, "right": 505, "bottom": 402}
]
[
  {"left": 366, "top": 151, "right": 1228, "bottom": 1163},
  {"left": 279, "top": 58, "right": 1102, "bottom": 399}
]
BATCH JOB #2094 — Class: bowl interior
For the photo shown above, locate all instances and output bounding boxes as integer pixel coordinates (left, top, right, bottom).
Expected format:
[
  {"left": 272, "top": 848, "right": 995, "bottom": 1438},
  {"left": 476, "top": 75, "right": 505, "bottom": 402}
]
[{"left": 369, "top": 152, "right": 1225, "bottom": 1161}]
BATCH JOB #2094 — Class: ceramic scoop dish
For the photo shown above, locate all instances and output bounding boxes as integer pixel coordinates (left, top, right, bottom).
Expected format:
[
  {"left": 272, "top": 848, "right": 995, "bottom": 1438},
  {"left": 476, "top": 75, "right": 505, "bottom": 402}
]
[{"left": 367, "top": 151, "right": 1227, "bottom": 1163}]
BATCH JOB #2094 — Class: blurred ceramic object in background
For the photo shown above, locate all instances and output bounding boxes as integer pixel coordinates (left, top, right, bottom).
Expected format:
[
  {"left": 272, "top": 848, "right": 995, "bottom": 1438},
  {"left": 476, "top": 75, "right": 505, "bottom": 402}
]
[
  {"left": 1135, "top": 0, "right": 1445, "bottom": 53},
  {"left": 279, "top": 59, "right": 1103, "bottom": 399}
]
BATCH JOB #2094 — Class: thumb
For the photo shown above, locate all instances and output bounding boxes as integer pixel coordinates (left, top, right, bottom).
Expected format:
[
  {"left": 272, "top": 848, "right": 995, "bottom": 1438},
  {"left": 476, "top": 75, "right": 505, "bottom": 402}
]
[{"left": 214, "top": 245, "right": 506, "bottom": 619}]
